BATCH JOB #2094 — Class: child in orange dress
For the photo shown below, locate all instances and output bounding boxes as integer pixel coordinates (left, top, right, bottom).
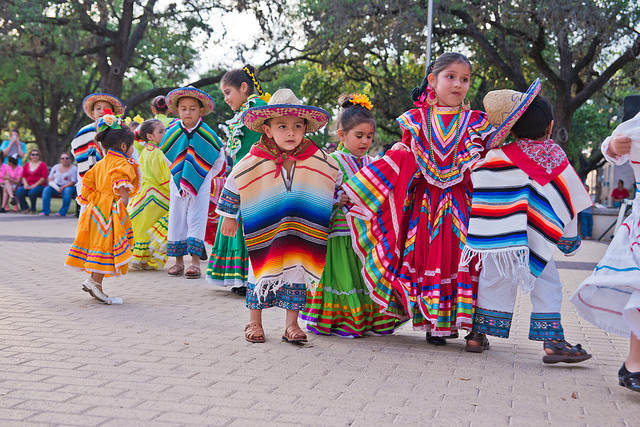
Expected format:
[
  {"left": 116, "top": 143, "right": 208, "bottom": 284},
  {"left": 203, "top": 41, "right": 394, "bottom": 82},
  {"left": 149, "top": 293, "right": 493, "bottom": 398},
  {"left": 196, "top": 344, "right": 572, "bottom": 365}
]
[{"left": 65, "top": 110, "right": 140, "bottom": 305}]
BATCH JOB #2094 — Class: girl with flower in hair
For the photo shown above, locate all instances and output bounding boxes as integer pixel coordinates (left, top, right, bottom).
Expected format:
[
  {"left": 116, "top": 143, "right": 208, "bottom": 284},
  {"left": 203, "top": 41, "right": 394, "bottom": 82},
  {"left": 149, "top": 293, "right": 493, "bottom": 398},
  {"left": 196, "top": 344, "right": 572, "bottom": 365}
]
[
  {"left": 343, "top": 52, "right": 495, "bottom": 344},
  {"left": 301, "top": 93, "right": 402, "bottom": 337},
  {"left": 65, "top": 110, "right": 140, "bottom": 305},
  {"left": 206, "top": 65, "right": 270, "bottom": 295}
]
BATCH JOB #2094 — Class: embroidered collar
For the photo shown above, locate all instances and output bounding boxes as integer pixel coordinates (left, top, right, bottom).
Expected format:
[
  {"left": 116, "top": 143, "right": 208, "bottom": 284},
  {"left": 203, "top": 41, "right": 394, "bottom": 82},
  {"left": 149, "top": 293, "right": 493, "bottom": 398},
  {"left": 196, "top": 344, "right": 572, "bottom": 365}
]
[
  {"left": 225, "top": 95, "right": 259, "bottom": 156},
  {"left": 250, "top": 135, "right": 316, "bottom": 178}
]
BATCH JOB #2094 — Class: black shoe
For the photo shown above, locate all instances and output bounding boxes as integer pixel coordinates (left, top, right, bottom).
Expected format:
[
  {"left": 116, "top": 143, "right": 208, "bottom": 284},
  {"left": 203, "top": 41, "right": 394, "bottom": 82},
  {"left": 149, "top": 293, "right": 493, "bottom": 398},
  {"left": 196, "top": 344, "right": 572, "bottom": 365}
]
[
  {"left": 9, "top": 196, "right": 16, "bottom": 206},
  {"left": 231, "top": 286, "right": 247, "bottom": 296},
  {"left": 619, "top": 363, "right": 640, "bottom": 392},
  {"left": 200, "top": 246, "right": 208, "bottom": 261},
  {"left": 0, "top": 207, "right": 5, "bottom": 213},
  {"left": 426, "top": 332, "right": 458, "bottom": 346}
]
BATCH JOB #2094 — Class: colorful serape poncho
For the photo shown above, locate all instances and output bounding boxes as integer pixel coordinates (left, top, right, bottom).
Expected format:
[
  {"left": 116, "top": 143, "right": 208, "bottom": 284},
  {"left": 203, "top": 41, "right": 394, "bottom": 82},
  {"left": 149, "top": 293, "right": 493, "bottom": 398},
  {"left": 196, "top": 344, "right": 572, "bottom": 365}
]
[
  {"left": 329, "top": 149, "right": 372, "bottom": 238},
  {"left": 222, "top": 138, "right": 340, "bottom": 299},
  {"left": 71, "top": 123, "right": 103, "bottom": 178},
  {"left": 160, "top": 119, "right": 223, "bottom": 197},
  {"left": 460, "top": 139, "right": 592, "bottom": 291}
]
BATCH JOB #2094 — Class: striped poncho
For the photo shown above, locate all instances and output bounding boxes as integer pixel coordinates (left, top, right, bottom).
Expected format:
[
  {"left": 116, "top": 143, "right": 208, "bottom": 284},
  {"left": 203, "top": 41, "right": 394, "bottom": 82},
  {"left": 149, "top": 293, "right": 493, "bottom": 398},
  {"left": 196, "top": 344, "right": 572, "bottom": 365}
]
[
  {"left": 160, "top": 119, "right": 223, "bottom": 197},
  {"left": 229, "top": 143, "right": 340, "bottom": 298},
  {"left": 71, "top": 123, "right": 102, "bottom": 178},
  {"left": 460, "top": 139, "right": 592, "bottom": 291}
]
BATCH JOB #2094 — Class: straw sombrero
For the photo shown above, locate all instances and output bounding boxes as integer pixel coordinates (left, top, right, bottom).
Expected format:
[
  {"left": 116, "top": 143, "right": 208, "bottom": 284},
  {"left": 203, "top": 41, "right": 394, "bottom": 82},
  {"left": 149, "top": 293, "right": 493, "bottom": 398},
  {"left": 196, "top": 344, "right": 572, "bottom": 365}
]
[
  {"left": 166, "top": 87, "right": 215, "bottom": 117},
  {"left": 242, "top": 88, "right": 330, "bottom": 133},
  {"left": 483, "top": 78, "right": 542, "bottom": 148},
  {"left": 82, "top": 93, "right": 125, "bottom": 120}
]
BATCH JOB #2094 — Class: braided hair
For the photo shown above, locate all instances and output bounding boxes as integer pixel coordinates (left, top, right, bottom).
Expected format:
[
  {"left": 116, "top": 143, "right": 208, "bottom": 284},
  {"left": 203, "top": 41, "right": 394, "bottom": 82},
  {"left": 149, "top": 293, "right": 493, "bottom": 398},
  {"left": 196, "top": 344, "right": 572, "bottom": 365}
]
[{"left": 220, "top": 64, "right": 267, "bottom": 97}]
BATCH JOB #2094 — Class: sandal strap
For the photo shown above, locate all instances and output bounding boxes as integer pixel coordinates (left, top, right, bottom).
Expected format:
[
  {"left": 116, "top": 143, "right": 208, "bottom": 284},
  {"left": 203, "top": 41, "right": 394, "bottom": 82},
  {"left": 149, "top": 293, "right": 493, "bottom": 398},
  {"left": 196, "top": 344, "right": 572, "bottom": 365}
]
[
  {"left": 285, "top": 323, "right": 306, "bottom": 340},
  {"left": 543, "top": 340, "right": 588, "bottom": 356},
  {"left": 245, "top": 322, "right": 265, "bottom": 339}
]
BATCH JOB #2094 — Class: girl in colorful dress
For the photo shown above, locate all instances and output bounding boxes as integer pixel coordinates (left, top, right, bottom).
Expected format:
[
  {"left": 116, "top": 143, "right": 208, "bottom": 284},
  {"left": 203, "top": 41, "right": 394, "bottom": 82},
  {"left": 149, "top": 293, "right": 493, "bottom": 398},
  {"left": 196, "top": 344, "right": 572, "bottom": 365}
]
[
  {"left": 571, "top": 115, "right": 640, "bottom": 392},
  {"left": 343, "top": 52, "right": 494, "bottom": 344},
  {"left": 128, "top": 119, "right": 171, "bottom": 270},
  {"left": 161, "top": 87, "right": 226, "bottom": 279},
  {"left": 65, "top": 111, "right": 140, "bottom": 305},
  {"left": 218, "top": 88, "right": 339, "bottom": 344},
  {"left": 301, "top": 93, "right": 402, "bottom": 337},
  {"left": 207, "top": 65, "right": 269, "bottom": 295}
]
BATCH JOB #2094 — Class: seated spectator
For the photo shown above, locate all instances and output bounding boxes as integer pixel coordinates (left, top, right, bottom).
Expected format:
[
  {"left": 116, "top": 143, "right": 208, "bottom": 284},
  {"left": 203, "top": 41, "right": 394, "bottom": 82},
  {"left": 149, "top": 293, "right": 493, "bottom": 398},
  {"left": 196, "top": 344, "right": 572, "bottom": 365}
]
[
  {"left": 0, "top": 154, "right": 23, "bottom": 213},
  {"left": 612, "top": 179, "right": 631, "bottom": 208},
  {"left": 1, "top": 129, "right": 26, "bottom": 166},
  {"left": 41, "top": 152, "right": 78, "bottom": 216},
  {"left": 16, "top": 149, "right": 48, "bottom": 214}
]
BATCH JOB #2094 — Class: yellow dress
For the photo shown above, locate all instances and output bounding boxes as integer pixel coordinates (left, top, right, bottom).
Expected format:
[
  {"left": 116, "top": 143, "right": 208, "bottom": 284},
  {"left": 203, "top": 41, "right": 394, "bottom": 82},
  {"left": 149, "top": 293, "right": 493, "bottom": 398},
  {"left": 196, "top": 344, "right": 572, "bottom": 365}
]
[
  {"left": 127, "top": 142, "right": 171, "bottom": 268},
  {"left": 65, "top": 150, "right": 140, "bottom": 277}
]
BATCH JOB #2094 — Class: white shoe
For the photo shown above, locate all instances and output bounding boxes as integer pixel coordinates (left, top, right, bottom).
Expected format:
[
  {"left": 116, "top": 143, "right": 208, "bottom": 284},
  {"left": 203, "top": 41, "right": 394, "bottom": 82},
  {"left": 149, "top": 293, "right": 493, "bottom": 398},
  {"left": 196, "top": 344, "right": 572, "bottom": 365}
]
[{"left": 82, "top": 278, "right": 109, "bottom": 303}]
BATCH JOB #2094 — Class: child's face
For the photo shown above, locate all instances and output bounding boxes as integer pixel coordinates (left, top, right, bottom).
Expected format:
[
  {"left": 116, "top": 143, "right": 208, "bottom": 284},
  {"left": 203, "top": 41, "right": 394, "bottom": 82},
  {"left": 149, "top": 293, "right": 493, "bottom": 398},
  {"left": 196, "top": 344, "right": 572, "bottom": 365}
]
[
  {"left": 92, "top": 101, "right": 113, "bottom": 121},
  {"left": 339, "top": 122, "right": 375, "bottom": 157},
  {"left": 147, "top": 122, "right": 166, "bottom": 144},
  {"left": 177, "top": 97, "right": 204, "bottom": 128},
  {"left": 221, "top": 82, "right": 249, "bottom": 111},
  {"left": 428, "top": 61, "right": 471, "bottom": 108},
  {"left": 262, "top": 116, "right": 306, "bottom": 153}
]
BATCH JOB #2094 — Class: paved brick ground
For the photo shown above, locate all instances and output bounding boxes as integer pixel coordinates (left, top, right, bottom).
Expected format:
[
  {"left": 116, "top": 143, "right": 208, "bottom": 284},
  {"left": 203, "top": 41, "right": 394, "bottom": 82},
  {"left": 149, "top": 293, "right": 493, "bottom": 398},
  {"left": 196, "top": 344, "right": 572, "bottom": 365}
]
[{"left": 1, "top": 212, "right": 639, "bottom": 426}]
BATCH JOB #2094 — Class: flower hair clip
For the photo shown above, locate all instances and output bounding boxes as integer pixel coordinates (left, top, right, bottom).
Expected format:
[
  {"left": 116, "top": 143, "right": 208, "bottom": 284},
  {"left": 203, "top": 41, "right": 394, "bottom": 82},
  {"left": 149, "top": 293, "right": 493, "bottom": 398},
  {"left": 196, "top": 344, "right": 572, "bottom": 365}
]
[
  {"left": 349, "top": 93, "right": 373, "bottom": 110},
  {"left": 97, "top": 108, "right": 123, "bottom": 132}
]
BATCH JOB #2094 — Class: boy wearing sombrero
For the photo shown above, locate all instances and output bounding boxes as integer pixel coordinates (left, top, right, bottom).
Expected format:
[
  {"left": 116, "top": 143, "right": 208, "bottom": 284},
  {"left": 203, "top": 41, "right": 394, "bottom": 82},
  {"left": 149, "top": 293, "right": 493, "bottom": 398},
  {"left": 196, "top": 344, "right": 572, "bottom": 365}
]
[
  {"left": 217, "top": 88, "right": 340, "bottom": 344},
  {"left": 160, "top": 87, "right": 225, "bottom": 279},
  {"left": 71, "top": 93, "right": 126, "bottom": 195},
  {"left": 460, "top": 79, "right": 593, "bottom": 364}
]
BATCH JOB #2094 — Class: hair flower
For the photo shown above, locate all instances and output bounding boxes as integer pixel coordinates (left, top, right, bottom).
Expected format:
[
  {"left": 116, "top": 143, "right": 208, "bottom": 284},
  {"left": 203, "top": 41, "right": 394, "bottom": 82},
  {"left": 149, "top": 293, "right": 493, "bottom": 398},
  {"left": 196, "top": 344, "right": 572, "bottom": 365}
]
[
  {"left": 133, "top": 115, "right": 144, "bottom": 124},
  {"left": 349, "top": 93, "right": 373, "bottom": 110},
  {"left": 124, "top": 117, "right": 133, "bottom": 125},
  {"left": 97, "top": 109, "right": 123, "bottom": 132},
  {"left": 259, "top": 92, "right": 272, "bottom": 103}
]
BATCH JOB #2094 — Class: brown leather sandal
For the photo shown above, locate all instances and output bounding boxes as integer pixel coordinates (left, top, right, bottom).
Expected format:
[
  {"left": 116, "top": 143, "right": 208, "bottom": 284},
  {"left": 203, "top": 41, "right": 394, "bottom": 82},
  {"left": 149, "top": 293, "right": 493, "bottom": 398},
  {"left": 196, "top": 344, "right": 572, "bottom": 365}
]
[
  {"left": 167, "top": 264, "right": 184, "bottom": 276},
  {"left": 245, "top": 322, "right": 266, "bottom": 343},
  {"left": 282, "top": 323, "right": 308, "bottom": 343}
]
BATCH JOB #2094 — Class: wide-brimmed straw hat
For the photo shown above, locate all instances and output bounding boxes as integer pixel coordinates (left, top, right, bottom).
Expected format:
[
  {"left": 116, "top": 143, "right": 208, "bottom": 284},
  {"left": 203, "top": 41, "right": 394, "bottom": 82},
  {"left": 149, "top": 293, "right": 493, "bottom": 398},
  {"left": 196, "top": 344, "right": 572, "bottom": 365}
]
[
  {"left": 483, "top": 78, "right": 542, "bottom": 148},
  {"left": 82, "top": 93, "right": 125, "bottom": 119},
  {"left": 242, "top": 88, "right": 330, "bottom": 133},
  {"left": 166, "top": 87, "right": 215, "bottom": 117}
]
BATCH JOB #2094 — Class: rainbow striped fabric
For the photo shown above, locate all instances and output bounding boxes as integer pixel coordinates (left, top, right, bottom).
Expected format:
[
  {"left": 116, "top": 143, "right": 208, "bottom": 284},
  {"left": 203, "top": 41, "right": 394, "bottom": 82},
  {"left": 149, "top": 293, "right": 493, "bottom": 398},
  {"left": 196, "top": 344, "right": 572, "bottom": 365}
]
[
  {"left": 329, "top": 149, "right": 372, "bottom": 237},
  {"left": 397, "top": 107, "right": 492, "bottom": 188},
  {"left": 71, "top": 123, "right": 102, "bottom": 178},
  {"left": 232, "top": 146, "right": 339, "bottom": 297},
  {"left": 160, "top": 120, "right": 223, "bottom": 197},
  {"left": 461, "top": 146, "right": 591, "bottom": 290}
]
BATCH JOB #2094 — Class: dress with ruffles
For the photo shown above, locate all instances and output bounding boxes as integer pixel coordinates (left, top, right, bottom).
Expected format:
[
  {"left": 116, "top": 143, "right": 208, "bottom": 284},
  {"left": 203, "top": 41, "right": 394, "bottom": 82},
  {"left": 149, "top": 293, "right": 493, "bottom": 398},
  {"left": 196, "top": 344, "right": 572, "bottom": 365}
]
[
  {"left": 343, "top": 106, "right": 493, "bottom": 336},
  {"left": 65, "top": 150, "right": 140, "bottom": 276}
]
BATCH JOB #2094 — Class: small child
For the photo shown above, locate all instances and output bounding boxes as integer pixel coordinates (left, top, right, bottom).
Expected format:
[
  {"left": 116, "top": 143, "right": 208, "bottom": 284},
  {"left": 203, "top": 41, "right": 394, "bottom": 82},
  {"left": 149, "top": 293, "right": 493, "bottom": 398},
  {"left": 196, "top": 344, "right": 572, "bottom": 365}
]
[
  {"left": 570, "top": 115, "right": 640, "bottom": 392},
  {"left": 128, "top": 119, "right": 171, "bottom": 270},
  {"left": 207, "top": 65, "right": 269, "bottom": 296},
  {"left": 301, "top": 93, "right": 402, "bottom": 337},
  {"left": 460, "top": 80, "right": 593, "bottom": 364},
  {"left": 217, "top": 88, "right": 340, "bottom": 343},
  {"left": 65, "top": 110, "right": 140, "bottom": 304},
  {"left": 160, "top": 87, "right": 225, "bottom": 279}
]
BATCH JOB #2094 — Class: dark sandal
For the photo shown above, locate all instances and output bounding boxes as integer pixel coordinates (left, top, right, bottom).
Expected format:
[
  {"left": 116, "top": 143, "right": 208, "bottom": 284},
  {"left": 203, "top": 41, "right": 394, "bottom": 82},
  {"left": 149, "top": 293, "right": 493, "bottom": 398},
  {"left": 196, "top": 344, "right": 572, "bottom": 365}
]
[
  {"left": 245, "top": 322, "right": 266, "bottom": 343},
  {"left": 542, "top": 340, "right": 592, "bottom": 364},
  {"left": 465, "top": 332, "right": 490, "bottom": 353},
  {"left": 619, "top": 363, "right": 640, "bottom": 392},
  {"left": 185, "top": 265, "right": 201, "bottom": 279},
  {"left": 282, "top": 323, "right": 308, "bottom": 343},
  {"left": 167, "top": 264, "right": 184, "bottom": 276}
]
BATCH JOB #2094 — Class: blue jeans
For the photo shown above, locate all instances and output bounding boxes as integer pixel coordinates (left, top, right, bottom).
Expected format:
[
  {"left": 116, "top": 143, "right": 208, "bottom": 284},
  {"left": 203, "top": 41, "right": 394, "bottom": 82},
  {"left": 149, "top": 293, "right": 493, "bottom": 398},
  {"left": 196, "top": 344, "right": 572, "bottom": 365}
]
[
  {"left": 16, "top": 185, "right": 44, "bottom": 212},
  {"left": 578, "top": 212, "right": 593, "bottom": 238},
  {"left": 42, "top": 185, "right": 76, "bottom": 216}
]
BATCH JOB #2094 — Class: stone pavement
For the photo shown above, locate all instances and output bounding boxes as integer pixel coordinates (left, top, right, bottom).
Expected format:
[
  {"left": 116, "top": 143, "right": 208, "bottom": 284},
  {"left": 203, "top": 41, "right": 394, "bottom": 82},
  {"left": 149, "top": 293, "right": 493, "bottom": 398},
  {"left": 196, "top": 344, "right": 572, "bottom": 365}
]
[{"left": 0, "top": 212, "right": 638, "bottom": 426}]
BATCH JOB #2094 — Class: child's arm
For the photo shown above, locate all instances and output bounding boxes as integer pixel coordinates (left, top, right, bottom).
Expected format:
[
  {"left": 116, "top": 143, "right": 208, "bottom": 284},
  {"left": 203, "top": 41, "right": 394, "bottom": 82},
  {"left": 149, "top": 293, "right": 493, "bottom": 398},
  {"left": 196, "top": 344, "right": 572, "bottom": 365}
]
[
  {"left": 118, "top": 185, "right": 130, "bottom": 207},
  {"left": 215, "top": 170, "right": 241, "bottom": 237},
  {"left": 606, "top": 134, "right": 632, "bottom": 158},
  {"left": 220, "top": 216, "right": 238, "bottom": 237}
]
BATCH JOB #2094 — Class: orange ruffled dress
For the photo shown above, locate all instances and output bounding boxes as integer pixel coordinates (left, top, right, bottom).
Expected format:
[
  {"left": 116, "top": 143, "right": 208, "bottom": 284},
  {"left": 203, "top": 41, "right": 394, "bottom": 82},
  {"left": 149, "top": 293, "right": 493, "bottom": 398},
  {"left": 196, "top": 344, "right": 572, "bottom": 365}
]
[{"left": 65, "top": 150, "right": 140, "bottom": 277}]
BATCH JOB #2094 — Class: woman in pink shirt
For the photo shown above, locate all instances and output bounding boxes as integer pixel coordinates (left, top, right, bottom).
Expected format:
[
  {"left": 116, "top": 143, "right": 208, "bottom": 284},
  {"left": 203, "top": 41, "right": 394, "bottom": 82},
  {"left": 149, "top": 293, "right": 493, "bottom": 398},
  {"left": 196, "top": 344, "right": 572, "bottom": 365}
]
[
  {"left": 0, "top": 153, "right": 23, "bottom": 212},
  {"left": 16, "top": 149, "right": 48, "bottom": 213}
]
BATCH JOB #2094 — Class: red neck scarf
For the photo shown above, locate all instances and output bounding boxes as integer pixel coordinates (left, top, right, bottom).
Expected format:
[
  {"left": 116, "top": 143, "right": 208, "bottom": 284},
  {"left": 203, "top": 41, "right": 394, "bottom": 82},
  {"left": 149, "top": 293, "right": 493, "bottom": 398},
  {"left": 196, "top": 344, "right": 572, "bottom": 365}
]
[
  {"left": 501, "top": 138, "right": 569, "bottom": 186},
  {"left": 249, "top": 134, "right": 318, "bottom": 177}
]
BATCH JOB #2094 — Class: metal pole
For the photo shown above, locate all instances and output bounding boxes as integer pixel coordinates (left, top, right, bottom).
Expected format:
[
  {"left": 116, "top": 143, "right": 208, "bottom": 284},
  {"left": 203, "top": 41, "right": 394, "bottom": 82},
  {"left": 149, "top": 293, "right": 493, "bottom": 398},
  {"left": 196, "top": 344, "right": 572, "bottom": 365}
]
[{"left": 425, "top": 0, "right": 434, "bottom": 72}]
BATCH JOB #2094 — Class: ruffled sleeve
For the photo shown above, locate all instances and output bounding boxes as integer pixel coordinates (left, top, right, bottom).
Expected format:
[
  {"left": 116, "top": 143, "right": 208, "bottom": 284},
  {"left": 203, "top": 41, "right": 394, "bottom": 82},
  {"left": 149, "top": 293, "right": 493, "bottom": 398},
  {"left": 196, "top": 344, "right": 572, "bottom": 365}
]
[
  {"left": 77, "top": 167, "right": 96, "bottom": 206},
  {"left": 466, "top": 110, "right": 495, "bottom": 150},
  {"left": 111, "top": 158, "right": 141, "bottom": 199}
]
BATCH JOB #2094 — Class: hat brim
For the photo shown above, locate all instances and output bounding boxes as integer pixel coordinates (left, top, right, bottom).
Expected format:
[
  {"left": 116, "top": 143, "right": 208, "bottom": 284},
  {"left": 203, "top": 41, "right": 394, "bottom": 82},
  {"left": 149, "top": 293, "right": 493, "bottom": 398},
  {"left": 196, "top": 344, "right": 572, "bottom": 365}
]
[
  {"left": 166, "top": 88, "right": 215, "bottom": 117},
  {"left": 82, "top": 93, "right": 125, "bottom": 120},
  {"left": 486, "top": 78, "right": 542, "bottom": 148},
  {"left": 242, "top": 104, "right": 330, "bottom": 133}
]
